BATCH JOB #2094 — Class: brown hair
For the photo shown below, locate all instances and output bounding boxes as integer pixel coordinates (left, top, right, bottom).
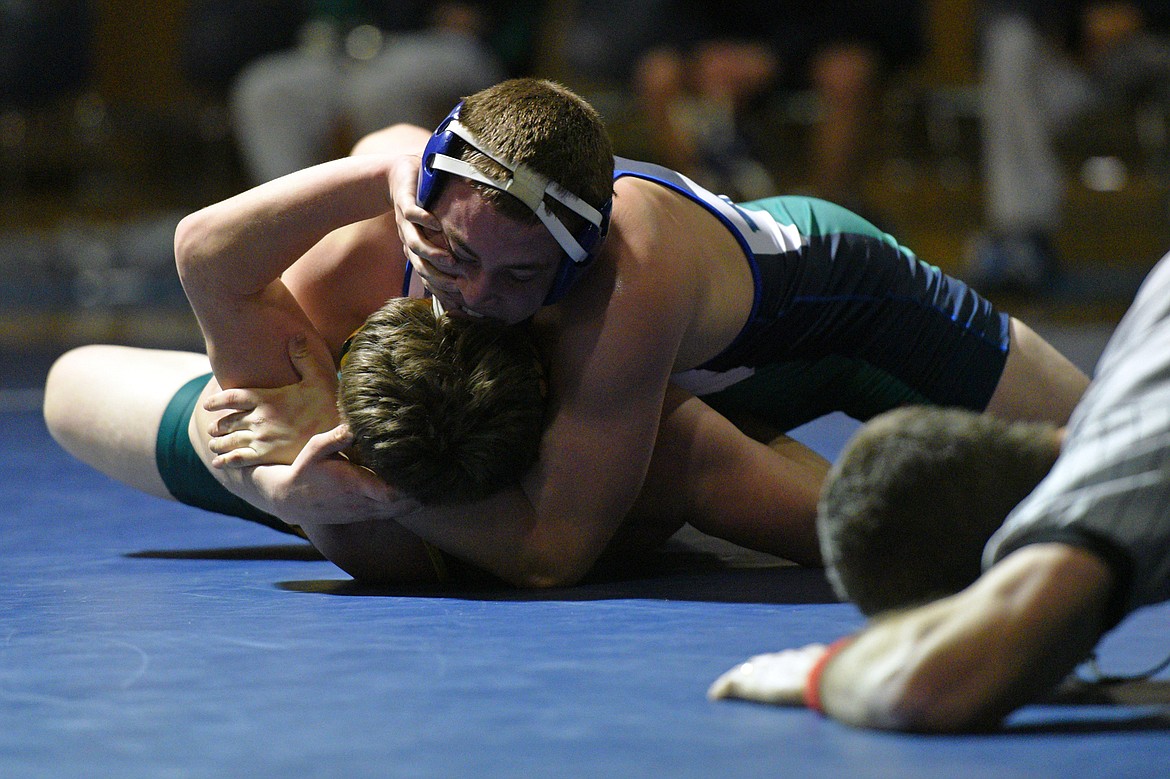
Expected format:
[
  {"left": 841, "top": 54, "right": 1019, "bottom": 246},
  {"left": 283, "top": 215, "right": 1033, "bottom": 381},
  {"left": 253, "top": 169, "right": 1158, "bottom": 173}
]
[
  {"left": 818, "top": 406, "right": 1061, "bottom": 616},
  {"left": 338, "top": 298, "right": 547, "bottom": 505},
  {"left": 457, "top": 78, "right": 614, "bottom": 232}
]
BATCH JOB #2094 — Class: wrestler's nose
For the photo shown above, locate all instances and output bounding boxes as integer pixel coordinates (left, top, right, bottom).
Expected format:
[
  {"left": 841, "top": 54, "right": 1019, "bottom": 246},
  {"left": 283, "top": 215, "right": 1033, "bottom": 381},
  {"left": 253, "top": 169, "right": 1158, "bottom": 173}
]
[{"left": 457, "top": 269, "right": 496, "bottom": 308}]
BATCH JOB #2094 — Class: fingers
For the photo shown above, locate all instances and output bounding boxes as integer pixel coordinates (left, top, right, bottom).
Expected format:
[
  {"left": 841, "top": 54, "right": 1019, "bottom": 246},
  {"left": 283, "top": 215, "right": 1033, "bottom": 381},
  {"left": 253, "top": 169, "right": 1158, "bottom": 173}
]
[
  {"left": 401, "top": 226, "right": 452, "bottom": 271},
  {"left": 208, "top": 429, "right": 269, "bottom": 469},
  {"left": 208, "top": 429, "right": 254, "bottom": 456},
  {"left": 707, "top": 645, "right": 828, "bottom": 705},
  {"left": 209, "top": 444, "right": 258, "bottom": 470},
  {"left": 397, "top": 195, "right": 441, "bottom": 233},
  {"left": 407, "top": 258, "right": 459, "bottom": 301},
  {"left": 203, "top": 388, "right": 259, "bottom": 413},
  {"left": 292, "top": 424, "right": 355, "bottom": 471},
  {"left": 390, "top": 155, "right": 433, "bottom": 218},
  {"left": 392, "top": 179, "right": 452, "bottom": 271},
  {"left": 286, "top": 333, "right": 320, "bottom": 383},
  {"left": 379, "top": 491, "right": 423, "bottom": 516},
  {"left": 206, "top": 409, "right": 250, "bottom": 438}
]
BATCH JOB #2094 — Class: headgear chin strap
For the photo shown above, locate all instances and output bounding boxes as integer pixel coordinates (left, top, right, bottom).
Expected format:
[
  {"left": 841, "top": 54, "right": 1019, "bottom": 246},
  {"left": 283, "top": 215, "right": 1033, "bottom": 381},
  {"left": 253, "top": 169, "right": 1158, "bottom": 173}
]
[{"left": 417, "top": 102, "right": 612, "bottom": 305}]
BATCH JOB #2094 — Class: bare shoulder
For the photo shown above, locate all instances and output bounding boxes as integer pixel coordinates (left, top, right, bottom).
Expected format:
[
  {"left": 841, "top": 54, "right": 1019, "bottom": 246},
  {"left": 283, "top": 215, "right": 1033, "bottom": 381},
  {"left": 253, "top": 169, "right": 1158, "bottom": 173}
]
[
  {"left": 561, "top": 186, "right": 701, "bottom": 338},
  {"left": 605, "top": 177, "right": 732, "bottom": 293},
  {"left": 282, "top": 213, "right": 407, "bottom": 352},
  {"left": 542, "top": 181, "right": 708, "bottom": 387},
  {"left": 600, "top": 176, "right": 754, "bottom": 369},
  {"left": 610, "top": 176, "right": 727, "bottom": 243},
  {"left": 349, "top": 123, "right": 431, "bottom": 157}
]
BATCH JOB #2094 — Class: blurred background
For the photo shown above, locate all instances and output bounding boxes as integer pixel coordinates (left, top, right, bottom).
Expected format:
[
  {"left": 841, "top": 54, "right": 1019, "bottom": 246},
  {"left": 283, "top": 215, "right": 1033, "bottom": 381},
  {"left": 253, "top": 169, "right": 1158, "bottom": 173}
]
[{"left": 2, "top": 0, "right": 1168, "bottom": 363}]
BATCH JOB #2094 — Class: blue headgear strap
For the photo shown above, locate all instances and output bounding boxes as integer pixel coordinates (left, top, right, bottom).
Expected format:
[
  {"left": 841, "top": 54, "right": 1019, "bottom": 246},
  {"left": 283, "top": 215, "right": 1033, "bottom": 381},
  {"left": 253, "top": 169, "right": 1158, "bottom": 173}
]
[{"left": 416, "top": 102, "right": 612, "bottom": 305}]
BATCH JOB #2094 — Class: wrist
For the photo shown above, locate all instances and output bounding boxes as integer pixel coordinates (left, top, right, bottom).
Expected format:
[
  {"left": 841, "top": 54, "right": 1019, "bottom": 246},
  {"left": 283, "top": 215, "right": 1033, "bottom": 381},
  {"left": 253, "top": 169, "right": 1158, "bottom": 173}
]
[{"left": 803, "top": 636, "right": 856, "bottom": 714}]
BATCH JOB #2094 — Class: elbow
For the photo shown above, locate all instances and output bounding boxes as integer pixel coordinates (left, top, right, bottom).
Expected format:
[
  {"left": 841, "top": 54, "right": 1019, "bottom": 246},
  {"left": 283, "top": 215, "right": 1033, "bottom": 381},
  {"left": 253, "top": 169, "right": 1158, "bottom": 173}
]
[
  {"left": 506, "top": 554, "right": 592, "bottom": 590},
  {"left": 871, "top": 669, "right": 1004, "bottom": 734},
  {"left": 173, "top": 210, "right": 215, "bottom": 283},
  {"left": 510, "top": 565, "right": 586, "bottom": 590},
  {"left": 350, "top": 123, "right": 429, "bottom": 157}
]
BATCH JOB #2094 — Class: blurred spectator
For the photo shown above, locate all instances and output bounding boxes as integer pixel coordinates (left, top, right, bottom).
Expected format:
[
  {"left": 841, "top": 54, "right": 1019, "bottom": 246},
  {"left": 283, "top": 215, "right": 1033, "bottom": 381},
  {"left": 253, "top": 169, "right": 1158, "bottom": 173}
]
[
  {"left": 970, "top": 1, "right": 1170, "bottom": 294},
  {"left": 230, "top": 1, "right": 541, "bottom": 184},
  {"left": 556, "top": 0, "right": 675, "bottom": 87},
  {"left": 0, "top": 0, "right": 93, "bottom": 107},
  {"left": 626, "top": 1, "right": 926, "bottom": 203}
]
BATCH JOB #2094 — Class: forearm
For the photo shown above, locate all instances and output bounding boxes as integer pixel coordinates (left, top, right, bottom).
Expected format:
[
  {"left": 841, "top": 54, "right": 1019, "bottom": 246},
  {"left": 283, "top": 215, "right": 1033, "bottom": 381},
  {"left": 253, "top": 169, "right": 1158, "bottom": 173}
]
[
  {"left": 210, "top": 462, "right": 391, "bottom": 528},
  {"left": 818, "top": 545, "right": 1114, "bottom": 731},
  {"left": 174, "top": 155, "right": 399, "bottom": 299},
  {"left": 200, "top": 416, "right": 420, "bottom": 529},
  {"left": 389, "top": 489, "right": 603, "bottom": 589},
  {"left": 386, "top": 392, "right": 662, "bottom": 588},
  {"left": 300, "top": 519, "right": 443, "bottom": 585},
  {"left": 175, "top": 156, "right": 408, "bottom": 388}
]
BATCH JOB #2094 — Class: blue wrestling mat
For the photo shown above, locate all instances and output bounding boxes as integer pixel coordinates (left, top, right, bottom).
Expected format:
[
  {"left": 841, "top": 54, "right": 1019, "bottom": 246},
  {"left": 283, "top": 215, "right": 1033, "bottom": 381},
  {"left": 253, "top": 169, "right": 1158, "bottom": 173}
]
[{"left": 2, "top": 344, "right": 1168, "bottom": 779}]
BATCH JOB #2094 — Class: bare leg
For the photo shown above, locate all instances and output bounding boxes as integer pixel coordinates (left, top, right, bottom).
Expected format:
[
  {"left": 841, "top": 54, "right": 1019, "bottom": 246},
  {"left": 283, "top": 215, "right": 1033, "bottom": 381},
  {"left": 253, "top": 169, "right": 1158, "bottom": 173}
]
[
  {"left": 629, "top": 387, "right": 827, "bottom": 566},
  {"left": 985, "top": 317, "right": 1090, "bottom": 424},
  {"left": 43, "top": 345, "right": 212, "bottom": 499},
  {"left": 44, "top": 344, "right": 442, "bottom": 583}
]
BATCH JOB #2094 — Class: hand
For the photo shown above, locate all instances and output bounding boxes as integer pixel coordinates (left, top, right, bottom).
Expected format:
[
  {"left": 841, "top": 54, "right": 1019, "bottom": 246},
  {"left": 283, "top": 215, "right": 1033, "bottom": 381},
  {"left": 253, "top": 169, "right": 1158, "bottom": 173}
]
[
  {"left": 707, "top": 644, "right": 828, "bottom": 705},
  {"left": 205, "top": 334, "right": 340, "bottom": 468},
  {"left": 388, "top": 154, "right": 458, "bottom": 291},
  {"left": 251, "top": 423, "right": 421, "bottom": 526}
]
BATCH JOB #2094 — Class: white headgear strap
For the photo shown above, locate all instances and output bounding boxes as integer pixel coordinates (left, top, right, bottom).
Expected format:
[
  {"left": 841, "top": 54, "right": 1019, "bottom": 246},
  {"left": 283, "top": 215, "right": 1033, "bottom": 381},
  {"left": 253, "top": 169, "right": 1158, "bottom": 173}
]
[{"left": 425, "top": 120, "right": 604, "bottom": 264}]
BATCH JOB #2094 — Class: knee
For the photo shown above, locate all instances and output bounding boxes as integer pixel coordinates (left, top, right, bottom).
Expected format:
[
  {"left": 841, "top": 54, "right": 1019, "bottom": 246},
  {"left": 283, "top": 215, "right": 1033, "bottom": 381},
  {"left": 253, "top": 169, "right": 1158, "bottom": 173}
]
[{"left": 43, "top": 346, "right": 98, "bottom": 443}]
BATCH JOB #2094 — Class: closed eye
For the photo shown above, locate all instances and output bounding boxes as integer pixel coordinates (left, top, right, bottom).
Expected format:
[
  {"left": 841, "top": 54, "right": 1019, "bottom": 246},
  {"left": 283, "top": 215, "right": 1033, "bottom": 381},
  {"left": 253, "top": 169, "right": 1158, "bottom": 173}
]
[{"left": 508, "top": 267, "right": 541, "bottom": 282}]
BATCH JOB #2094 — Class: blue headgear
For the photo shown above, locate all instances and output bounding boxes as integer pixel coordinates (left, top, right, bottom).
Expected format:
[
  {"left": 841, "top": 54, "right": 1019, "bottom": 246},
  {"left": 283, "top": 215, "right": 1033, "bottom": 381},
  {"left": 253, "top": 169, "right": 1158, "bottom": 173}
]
[{"left": 416, "top": 102, "right": 612, "bottom": 305}]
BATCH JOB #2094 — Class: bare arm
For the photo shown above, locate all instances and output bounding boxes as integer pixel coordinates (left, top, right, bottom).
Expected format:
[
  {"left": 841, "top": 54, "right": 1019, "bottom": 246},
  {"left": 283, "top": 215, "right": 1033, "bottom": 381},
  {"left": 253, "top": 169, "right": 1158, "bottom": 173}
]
[
  {"left": 354, "top": 173, "right": 827, "bottom": 586},
  {"left": 382, "top": 284, "right": 689, "bottom": 585},
  {"left": 712, "top": 544, "right": 1115, "bottom": 731},
  {"left": 264, "top": 378, "right": 825, "bottom": 584},
  {"left": 630, "top": 388, "right": 827, "bottom": 566},
  {"left": 174, "top": 156, "right": 403, "bottom": 513},
  {"left": 174, "top": 154, "right": 407, "bottom": 388},
  {"left": 174, "top": 150, "right": 435, "bottom": 528}
]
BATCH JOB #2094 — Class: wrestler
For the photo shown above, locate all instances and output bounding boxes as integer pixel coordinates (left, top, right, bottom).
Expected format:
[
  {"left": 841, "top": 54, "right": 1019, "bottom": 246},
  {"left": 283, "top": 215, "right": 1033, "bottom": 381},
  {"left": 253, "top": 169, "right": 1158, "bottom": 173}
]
[
  {"left": 45, "top": 78, "right": 1089, "bottom": 588},
  {"left": 45, "top": 295, "right": 548, "bottom": 581}
]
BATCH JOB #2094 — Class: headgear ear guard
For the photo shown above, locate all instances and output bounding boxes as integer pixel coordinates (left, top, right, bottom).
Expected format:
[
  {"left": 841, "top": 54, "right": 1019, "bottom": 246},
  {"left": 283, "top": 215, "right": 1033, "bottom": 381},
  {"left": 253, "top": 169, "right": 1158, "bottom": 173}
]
[{"left": 416, "top": 102, "right": 612, "bottom": 305}]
